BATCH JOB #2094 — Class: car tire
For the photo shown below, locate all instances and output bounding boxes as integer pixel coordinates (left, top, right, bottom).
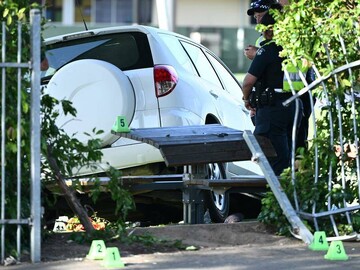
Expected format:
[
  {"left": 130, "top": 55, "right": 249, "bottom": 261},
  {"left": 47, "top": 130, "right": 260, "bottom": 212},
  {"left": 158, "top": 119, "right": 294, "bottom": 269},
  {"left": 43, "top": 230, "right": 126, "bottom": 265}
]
[
  {"left": 45, "top": 59, "right": 135, "bottom": 147},
  {"left": 204, "top": 163, "right": 230, "bottom": 223}
]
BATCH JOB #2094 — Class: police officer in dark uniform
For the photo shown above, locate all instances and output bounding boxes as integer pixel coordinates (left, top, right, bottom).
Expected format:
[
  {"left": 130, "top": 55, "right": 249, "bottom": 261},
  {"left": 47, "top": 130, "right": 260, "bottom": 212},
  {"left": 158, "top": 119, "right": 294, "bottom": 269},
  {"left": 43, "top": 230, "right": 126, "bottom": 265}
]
[
  {"left": 244, "top": 0, "right": 276, "bottom": 61},
  {"left": 242, "top": 12, "right": 301, "bottom": 175}
]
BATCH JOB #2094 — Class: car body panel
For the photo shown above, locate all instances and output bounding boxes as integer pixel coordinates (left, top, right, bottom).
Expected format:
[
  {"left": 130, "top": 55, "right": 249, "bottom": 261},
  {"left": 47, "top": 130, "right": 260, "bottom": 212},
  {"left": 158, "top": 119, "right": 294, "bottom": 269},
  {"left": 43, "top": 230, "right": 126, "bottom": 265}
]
[{"left": 43, "top": 24, "right": 259, "bottom": 178}]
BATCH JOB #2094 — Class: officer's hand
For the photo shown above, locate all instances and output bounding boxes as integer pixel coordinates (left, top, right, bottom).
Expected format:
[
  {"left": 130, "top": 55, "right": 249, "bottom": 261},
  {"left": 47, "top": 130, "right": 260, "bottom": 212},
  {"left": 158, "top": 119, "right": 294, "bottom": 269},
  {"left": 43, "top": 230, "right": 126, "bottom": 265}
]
[
  {"left": 250, "top": 108, "right": 256, "bottom": 117},
  {"left": 244, "top": 100, "right": 253, "bottom": 111},
  {"left": 244, "top": 45, "right": 258, "bottom": 60}
]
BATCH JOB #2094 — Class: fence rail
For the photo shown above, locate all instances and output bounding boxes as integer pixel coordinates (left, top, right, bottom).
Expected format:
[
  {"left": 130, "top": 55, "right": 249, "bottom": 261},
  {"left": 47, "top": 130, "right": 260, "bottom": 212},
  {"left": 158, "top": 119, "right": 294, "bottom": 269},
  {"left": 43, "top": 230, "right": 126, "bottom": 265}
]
[{"left": 285, "top": 34, "right": 360, "bottom": 240}]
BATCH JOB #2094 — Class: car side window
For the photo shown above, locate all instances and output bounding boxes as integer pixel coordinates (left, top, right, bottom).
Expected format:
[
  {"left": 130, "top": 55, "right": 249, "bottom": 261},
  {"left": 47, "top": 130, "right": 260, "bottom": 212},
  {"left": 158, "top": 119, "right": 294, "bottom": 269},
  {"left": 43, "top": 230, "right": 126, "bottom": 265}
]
[
  {"left": 181, "top": 41, "right": 223, "bottom": 88},
  {"left": 158, "top": 34, "right": 197, "bottom": 75},
  {"left": 205, "top": 51, "right": 244, "bottom": 102}
]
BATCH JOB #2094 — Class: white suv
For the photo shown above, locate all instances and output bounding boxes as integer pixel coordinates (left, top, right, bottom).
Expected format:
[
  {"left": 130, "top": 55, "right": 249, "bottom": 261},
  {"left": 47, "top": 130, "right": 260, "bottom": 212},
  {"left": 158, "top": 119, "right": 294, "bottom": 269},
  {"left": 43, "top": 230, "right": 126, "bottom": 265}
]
[{"left": 43, "top": 25, "right": 260, "bottom": 222}]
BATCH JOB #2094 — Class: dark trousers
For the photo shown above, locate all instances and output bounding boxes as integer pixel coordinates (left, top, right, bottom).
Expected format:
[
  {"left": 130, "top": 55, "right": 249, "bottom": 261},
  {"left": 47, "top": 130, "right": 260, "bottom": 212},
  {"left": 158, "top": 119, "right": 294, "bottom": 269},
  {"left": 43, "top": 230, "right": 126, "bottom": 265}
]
[{"left": 254, "top": 94, "right": 302, "bottom": 175}]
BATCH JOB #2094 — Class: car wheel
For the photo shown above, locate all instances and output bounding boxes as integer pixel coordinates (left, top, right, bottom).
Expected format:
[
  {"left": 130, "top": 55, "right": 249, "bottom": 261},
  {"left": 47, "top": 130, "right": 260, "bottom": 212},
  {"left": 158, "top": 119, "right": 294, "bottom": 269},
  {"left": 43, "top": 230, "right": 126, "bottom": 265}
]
[
  {"left": 204, "top": 163, "right": 230, "bottom": 223},
  {"left": 45, "top": 59, "right": 135, "bottom": 147}
]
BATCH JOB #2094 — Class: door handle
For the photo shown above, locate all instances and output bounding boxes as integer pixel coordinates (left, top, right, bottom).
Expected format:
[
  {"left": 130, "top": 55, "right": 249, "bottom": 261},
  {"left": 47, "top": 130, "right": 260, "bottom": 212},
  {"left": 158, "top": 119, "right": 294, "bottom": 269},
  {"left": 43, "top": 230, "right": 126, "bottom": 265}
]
[{"left": 209, "top": 90, "right": 218, "bottom": 99}]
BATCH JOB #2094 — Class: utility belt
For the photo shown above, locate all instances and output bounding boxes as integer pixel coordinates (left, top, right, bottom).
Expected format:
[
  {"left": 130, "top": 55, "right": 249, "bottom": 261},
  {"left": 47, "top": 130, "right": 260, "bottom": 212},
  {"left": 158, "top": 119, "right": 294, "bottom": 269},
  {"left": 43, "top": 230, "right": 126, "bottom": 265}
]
[{"left": 249, "top": 86, "right": 293, "bottom": 108}]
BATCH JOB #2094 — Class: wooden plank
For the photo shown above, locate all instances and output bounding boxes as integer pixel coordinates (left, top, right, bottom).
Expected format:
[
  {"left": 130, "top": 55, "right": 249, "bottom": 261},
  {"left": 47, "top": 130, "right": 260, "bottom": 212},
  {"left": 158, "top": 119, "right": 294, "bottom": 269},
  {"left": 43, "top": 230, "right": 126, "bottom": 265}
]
[
  {"left": 119, "top": 174, "right": 183, "bottom": 184},
  {"left": 148, "top": 134, "right": 243, "bottom": 148},
  {"left": 159, "top": 139, "right": 275, "bottom": 166},
  {"left": 160, "top": 142, "right": 252, "bottom": 166},
  {"left": 114, "top": 124, "right": 239, "bottom": 138},
  {"left": 111, "top": 124, "right": 276, "bottom": 167},
  {"left": 185, "top": 178, "right": 267, "bottom": 188},
  {"left": 125, "top": 135, "right": 242, "bottom": 148},
  {"left": 113, "top": 124, "right": 243, "bottom": 145},
  {"left": 160, "top": 140, "right": 250, "bottom": 155}
]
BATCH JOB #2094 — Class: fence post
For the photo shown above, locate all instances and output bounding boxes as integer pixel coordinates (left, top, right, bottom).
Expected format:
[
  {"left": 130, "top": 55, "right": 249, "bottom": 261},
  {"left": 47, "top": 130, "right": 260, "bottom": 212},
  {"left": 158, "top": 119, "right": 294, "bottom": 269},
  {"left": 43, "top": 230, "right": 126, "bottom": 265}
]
[
  {"left": 30, "top": 9, "right": 41, "bottom": 263},
  {"left": 243, "top": 130, "right": 313, "bottom": 244}
]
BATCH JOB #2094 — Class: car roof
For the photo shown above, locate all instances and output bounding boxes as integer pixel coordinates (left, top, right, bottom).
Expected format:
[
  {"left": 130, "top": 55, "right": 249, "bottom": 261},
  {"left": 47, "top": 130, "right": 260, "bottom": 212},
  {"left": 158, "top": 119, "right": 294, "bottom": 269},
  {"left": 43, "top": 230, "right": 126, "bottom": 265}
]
[{"left": 44, "top": 25, "right": 197, "bottom": 47}]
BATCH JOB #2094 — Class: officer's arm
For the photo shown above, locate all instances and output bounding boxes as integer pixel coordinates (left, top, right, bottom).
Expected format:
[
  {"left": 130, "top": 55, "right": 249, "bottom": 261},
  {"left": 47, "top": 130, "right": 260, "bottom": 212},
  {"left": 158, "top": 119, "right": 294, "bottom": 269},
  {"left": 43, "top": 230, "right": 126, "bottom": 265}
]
[
  {"left": 242, "top": 73, "right": 258, "bottom": 110},
  {"left": 242, "top": 73, "right": 257, "bottom": 100}
]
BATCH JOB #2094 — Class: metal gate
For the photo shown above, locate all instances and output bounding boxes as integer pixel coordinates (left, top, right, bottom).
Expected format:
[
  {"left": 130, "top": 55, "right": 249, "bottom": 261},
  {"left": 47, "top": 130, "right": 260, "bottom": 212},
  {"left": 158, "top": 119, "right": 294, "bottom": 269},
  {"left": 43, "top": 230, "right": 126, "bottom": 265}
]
[
  {"left": 0, "top": 9, "right": 41, "bottom": 264},
  {"left": 284, "top": 35, "right": 360, "bottom": 240}
]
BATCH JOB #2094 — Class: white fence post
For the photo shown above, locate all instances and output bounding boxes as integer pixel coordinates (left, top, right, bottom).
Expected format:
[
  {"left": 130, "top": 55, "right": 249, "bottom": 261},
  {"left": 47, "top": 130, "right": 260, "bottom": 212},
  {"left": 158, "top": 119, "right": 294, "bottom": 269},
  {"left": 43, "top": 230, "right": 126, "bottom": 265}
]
[{"left": 30, "top": 8, "right": 42, "bottom": 263}]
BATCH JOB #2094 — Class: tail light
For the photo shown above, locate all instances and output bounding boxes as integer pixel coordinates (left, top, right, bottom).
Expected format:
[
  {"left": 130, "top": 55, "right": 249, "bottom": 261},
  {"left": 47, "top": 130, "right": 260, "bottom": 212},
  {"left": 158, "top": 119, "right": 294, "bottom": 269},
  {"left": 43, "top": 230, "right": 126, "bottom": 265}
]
[{"left": 154, "top": 65, "right": 178, "bottom": 97}]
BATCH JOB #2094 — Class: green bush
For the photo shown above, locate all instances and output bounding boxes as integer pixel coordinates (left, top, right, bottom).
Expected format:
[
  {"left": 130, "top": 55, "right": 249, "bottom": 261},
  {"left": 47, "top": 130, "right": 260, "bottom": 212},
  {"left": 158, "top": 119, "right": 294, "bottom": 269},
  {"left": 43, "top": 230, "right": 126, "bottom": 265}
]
[
  {"left": 0, "top": 0, "right": 33, "bottom": 257},
  {"left": 1, "top": 0, "right": 134, "bottom": 257},
  {"left": 258, "top": 0, "right": 360, "bottom": 236}
]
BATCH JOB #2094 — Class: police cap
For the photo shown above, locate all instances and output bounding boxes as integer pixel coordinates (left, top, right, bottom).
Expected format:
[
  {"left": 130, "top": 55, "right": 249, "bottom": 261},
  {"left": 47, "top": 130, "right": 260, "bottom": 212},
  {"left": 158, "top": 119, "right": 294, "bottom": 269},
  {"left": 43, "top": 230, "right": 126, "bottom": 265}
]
[{"left": 247, "top": 0, "right": 275, "bottom": 16}]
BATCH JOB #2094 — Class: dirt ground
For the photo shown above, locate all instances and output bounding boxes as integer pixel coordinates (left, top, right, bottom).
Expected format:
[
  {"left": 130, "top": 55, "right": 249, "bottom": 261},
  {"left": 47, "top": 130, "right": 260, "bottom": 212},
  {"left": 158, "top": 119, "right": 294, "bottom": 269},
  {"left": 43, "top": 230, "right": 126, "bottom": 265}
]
[
  {"left": 8, "top": 221, "right": 360, "bottom": 270},
  {"left": 40, "top": 231, "right": 180, "bottom": 262},
  {"left": 38, "top": 221, "right": 293, "bottom": 263}
]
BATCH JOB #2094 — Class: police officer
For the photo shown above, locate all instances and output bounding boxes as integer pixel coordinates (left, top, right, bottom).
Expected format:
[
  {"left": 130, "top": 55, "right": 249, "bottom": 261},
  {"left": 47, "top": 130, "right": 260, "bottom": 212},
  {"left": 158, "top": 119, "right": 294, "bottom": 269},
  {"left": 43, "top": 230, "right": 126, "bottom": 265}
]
[
  {"left": 242, "top": 12, "right": 301, "bottom": 176},
  {"left": 244, "top": 0, "right": 276, "bottom": 60},
  {"left": 245, "top": 0, "right": 277, "bottom": 125}
]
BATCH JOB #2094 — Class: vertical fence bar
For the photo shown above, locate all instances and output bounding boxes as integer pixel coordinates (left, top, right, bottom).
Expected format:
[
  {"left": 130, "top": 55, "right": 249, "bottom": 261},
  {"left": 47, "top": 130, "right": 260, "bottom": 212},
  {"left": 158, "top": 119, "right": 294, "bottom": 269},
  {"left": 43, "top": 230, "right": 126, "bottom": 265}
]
[
  {"left": 16, "top": 21, "right": 23, "bottom": 262},
  {"left": 1, "top": 21, "right": 6, "bottom": 265},
  {"left": 30, "top": 9, "right": 41, "bottom": 263},
  {"left": 284, "top": 68, "right": 300, "bottom": 212},
  {"left": 338, "top": 35, "right": 360, "bottom": 199}
]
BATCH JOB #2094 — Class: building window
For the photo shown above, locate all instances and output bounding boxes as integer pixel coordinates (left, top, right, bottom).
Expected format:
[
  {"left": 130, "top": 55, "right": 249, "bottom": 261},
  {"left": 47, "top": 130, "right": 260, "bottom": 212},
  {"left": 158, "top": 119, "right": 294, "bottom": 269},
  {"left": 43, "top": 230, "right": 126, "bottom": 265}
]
[
  {"left": 45, "top": 0, "right": 63, "bottom": 22},
  {"left": 94, "top": 0, "right": 113, "bottom": 23},
  {"left": 138, "top": 0, "right": 152, "bottom": 24},
  {"left": 116, "top": 0, "right": 133, "bottom": 23},
  {"left": 43, "top": 0, "right": 152, "bottom": 24},
  {"left": 94, "top": 0, "right": 152, "bottom": 24}
]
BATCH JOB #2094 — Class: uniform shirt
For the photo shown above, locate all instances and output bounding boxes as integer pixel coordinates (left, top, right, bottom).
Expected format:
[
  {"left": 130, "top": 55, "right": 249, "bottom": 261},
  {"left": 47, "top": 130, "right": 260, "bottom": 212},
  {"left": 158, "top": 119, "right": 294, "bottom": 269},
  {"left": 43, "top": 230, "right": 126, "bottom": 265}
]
[
  {"left": 255, "top": 34, "right": 264, "bottom": 47},
  {"left": 248, "top": 39, "right": 284, "bottom": 89}
]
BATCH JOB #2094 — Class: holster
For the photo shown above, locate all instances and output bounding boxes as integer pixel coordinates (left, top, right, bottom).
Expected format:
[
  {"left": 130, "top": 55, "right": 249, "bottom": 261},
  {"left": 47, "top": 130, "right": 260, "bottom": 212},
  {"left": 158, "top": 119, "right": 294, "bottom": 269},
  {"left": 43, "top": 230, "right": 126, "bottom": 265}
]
[
  {"left": 249, "top": 82, "right": 275, "bottom": 108},
  {"left": 259, "top": 87, "right": 275, "bottom": 106},
  {"left": 249, "top": 81, "right": 261, "bottom": 108}
]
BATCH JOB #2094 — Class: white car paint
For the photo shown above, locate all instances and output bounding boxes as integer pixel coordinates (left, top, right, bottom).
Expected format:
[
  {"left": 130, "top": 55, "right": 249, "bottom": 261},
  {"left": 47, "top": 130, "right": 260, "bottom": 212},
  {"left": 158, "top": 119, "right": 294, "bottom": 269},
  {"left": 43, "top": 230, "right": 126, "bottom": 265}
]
[{"left": 43, "top": 25, "right": 261, "bottom": 179}]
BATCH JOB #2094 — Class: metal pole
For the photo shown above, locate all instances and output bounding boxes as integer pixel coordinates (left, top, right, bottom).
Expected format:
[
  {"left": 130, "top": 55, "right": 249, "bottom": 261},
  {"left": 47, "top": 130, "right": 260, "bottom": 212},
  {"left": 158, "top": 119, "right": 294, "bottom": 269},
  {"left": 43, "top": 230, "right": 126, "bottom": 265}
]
[
  {"left": 1, "top": 21, "right": 6, "bottom": 265},
  {"left": 243, "top": 130, "right": 313, "bottom": 245},
  {"left": 16, "top": 21, "right": 23, "bottom": 262},
  {"left": 30, "top": 9, "right": 41, "bottom": 263}
]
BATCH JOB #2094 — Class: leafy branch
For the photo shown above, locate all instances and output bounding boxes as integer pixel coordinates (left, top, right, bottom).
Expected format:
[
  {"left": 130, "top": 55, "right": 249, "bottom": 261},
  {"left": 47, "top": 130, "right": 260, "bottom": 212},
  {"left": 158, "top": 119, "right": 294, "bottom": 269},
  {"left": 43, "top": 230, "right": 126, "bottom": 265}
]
[{"left": 259, "top": 0, "right": 360, "bottom": 236}]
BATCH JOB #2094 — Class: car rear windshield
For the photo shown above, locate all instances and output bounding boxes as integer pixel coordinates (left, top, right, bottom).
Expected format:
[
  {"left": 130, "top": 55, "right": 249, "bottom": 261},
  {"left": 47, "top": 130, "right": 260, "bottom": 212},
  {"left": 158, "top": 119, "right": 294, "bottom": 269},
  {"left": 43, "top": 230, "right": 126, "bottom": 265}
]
[{"left": 43, "top": 31, "right": 153, "bottom": 79}]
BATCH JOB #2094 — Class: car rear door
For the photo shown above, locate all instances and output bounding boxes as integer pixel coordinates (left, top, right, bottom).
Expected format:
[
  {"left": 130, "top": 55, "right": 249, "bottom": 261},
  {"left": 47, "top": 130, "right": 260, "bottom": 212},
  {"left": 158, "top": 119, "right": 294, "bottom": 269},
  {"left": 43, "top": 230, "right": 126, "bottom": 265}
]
[
  {"left": 180, "top": 41, "right": 251, "bottom": 131},
  {"left": 204, "top": 50, "right": 254, "bottom": 131}
]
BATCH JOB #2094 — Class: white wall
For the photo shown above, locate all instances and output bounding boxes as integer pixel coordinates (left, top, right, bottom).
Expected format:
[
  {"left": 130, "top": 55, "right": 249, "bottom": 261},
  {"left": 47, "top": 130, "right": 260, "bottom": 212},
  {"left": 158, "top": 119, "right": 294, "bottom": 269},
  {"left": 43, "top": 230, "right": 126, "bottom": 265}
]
[
  {"left": 155, "top": 0, "right": 175, "bottom": 31},
  {"left": 63, "top": 0, "right": 75, "bottom": 25},
  {"left": 176, "top": 0, "right": 251, "bottom": 28}
]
